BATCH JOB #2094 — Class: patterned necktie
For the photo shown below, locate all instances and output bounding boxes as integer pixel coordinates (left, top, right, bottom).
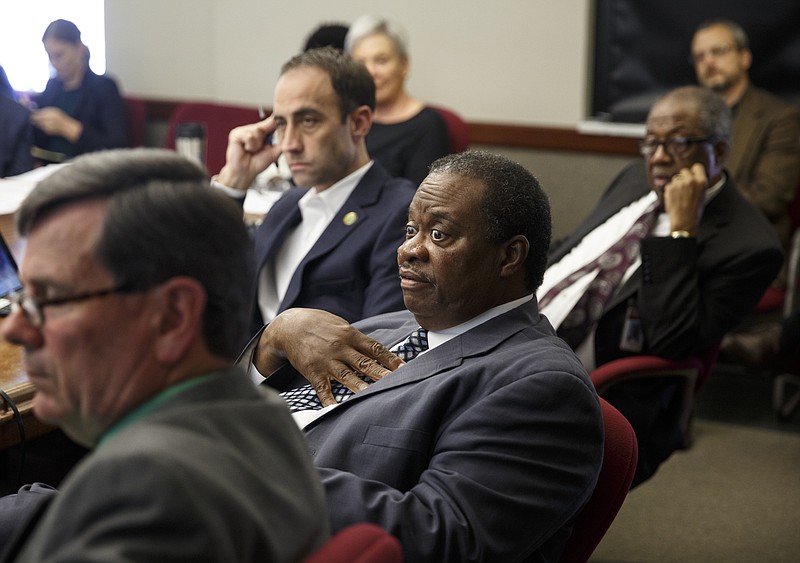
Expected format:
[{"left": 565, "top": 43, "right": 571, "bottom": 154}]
[
  {"left": 279, "top": 327, "right": 429, "bottom": 412},
  {"left": 544, "top": 201, "right": 659, "bottom": 349}
]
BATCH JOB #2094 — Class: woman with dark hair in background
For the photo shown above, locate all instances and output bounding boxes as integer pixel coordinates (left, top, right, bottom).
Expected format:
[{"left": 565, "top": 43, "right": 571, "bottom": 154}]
[{"left": 30, "top": 19, "right": 129, "bottom": 164}]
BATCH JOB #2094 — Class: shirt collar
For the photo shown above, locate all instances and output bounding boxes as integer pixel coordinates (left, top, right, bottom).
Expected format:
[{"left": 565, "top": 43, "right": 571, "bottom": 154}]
[
  {"left": 426, "top": 294, "right": 534, "bottom": 350},
  {"left": 299, "top": 161, "right": 373, "bottom": 215}
]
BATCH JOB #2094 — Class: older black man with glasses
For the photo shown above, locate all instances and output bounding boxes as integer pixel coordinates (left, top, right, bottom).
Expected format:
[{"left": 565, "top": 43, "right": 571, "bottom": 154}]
[{"left": 539, "top": 85, "right": 782, "bottom": 487}]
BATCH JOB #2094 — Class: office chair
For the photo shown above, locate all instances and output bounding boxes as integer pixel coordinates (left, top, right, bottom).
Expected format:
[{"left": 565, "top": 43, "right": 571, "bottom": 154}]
[
  {"left": 590, "top": 343, "right": 720, "bottom": 449},
  {"left": 558, "top": 397, "right": 638, "bottom": 563},
  {"left": 122, "top": 97, "right": 147, "bottom": 147},
  {"left": 773, "top": 227, "right": 800, "bottom": 421},
  {"left": 431, "top": 105, "right": 469, "bottom": 154},
  {"left": 754, "top": 180, "right": 800, "bottom": 314},
  {"left": 302, "top": 523, "right": 403, "bottom": 563},
  {"left": 164, "top": 101, "right": 261, "bottom": 175}
]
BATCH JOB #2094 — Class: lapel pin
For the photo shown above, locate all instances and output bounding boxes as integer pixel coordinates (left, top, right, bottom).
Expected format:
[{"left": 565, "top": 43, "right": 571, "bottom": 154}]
[{"left": 343, "top": 211, "right": 358, "bottom": 226}]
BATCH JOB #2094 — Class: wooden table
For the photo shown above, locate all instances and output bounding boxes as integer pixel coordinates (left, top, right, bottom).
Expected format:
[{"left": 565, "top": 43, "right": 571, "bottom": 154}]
[{"left": 0, "top": 214, "right": 54, "bottom": 450}]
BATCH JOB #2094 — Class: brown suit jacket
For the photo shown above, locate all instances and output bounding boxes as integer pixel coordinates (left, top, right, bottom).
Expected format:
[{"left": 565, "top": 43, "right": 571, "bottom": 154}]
[{"left": 728, "top": 85, "right": 800, "bottom": 249}]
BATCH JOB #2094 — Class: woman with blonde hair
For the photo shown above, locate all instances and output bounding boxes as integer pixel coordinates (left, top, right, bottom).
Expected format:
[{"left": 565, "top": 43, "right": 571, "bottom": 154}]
[{"left": 346, "top": 15, "right": 450, "bottom": 186}]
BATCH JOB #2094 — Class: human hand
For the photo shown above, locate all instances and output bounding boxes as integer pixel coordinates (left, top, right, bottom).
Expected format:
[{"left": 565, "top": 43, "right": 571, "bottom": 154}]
[
  {"left": 30, "top": 107, "right": 82, "bottom": 141},
  {"left": 216, "top": 116, "right": 281, "bottom": 190},
  {"left": 663, "top": 162, "right": 707, "bottom": 235},
  {"left": 255, "top": 308, "right": 405, "bottom": 407}
]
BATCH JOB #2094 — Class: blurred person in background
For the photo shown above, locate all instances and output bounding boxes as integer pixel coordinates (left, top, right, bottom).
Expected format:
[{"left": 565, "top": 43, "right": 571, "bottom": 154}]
[
  {"left": 0, "top": 64, "right": 33, "bottom": 177},
  {"left": 29, "top": 19, "right": 129, "bottom": 165},
  {"left": 346, "top": 15, "right": 450, "bottom": 186}
]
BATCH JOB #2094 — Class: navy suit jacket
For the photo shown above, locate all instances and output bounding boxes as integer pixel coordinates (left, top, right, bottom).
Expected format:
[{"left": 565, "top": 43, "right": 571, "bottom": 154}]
[
  {"left": 254, "top": 301, "right": 604, "bottom": 563},
  {"left": 0, "top": 97, "right": 33, "bottom": 177},
  {"left": 250, "top": 162, "right": 416, "bottom": 334},
  {"left": 548, "top": 161, "right": 782, "bottom": 483}
]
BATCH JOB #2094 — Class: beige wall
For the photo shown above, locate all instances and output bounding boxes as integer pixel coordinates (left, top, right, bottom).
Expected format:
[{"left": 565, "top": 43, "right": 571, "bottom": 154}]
[
  {"left": 106, "top": 0, "right": 636, "bottom": 238},
  {"left": 105, "top": 0, "right": 592, "bottom": 128}
]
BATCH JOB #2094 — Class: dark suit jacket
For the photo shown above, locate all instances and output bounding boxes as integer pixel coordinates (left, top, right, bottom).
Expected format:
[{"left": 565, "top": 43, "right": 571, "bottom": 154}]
[
  {"left": 0, "top": 370, "right": 329, "bottom": 562},
  {"left": 33, "top": 70, "right": 130, "bottom": 160},
  {"left": 258, "top": 301, "right": 604, "bottom": 563},
  {"left": 250, "top": 163, "right": 416, "bottom": 334},
  {"left": 548, "top": 161, "right": 783, "bottom": 483},
  {"left": 0, "top": 97, "right": 33, "bottom": 177},
  {"left": 728, "top": 85, "right": 800, "bottom": 248}
]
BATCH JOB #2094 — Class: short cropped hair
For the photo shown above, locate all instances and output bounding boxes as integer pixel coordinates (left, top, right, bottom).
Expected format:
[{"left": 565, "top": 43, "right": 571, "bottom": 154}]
[
  {"left": 344, "top": 14, "right": 410, "bottom": 60},
  {"left": 694, "top": 19, "right": 750, "bottom": 51},
  {"left": 17, "top": 148, "right": 254, "bottom": 360},
  {"left": 281, "top": 46, "right": 375, "bottom": 121},
  {"left": 652, "top": 85, "right": 732, "bottom": 143},
  {"left": 303, "top": 23, "right": 349, "bottom": 52},
  {"left": 428, "top": 151, "right": 552, "bottom": 291}
]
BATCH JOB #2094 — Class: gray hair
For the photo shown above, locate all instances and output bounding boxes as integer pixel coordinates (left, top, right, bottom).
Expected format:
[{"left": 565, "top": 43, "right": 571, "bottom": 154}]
[
  {"left": 652, "top": 85, "right": 732, "bottom": 143},
  {"left": 694, "top": 19, "right": 750, "bottom": 51},
  {"left": 18, "top": 148, "right": 254, "bottom": 360},
  {"left": 428, "top": 150, "right": 552, "bottom": 291},
  {"left": 344, "top": 14, "right": 410, "bottom": 59}
]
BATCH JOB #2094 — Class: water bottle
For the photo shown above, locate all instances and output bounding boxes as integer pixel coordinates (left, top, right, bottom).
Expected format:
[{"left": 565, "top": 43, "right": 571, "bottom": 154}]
[{"left": 175, "top": 122, "right": 206, "bottom": 165}]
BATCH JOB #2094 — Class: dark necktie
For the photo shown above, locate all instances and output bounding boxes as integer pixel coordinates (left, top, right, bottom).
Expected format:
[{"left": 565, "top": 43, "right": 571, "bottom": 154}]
[
  {"left": 543, "top": 201, "right": 659, "bottom": 349},
  {"left": 280, "top": 327, "right": 429, "bottom": 412}
]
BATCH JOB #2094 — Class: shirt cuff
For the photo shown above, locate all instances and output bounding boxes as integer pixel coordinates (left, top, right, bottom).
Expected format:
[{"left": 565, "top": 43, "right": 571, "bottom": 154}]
[{"left": 210, "top": 175, "right": 247, "bottom": 199}]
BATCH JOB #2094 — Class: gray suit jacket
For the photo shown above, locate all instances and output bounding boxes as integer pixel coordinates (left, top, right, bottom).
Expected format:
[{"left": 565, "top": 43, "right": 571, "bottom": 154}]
[
  {"left": 255, "top": 301, "right": 604, "bottom": 563},
  {"left": 2, "top": 369, "right": 329, "bottom": 562}
]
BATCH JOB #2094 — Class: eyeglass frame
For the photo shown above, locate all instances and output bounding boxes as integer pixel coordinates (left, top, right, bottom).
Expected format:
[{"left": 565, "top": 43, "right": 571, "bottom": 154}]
[
  {"left": 689, "top": 43, "right": 739, "bottom": 65},
  {"left": 8, "top": 282, "right": 139, "bottom": 328},
  {"left": 638, "top": 135, "right": 721, "bottom": 159}
]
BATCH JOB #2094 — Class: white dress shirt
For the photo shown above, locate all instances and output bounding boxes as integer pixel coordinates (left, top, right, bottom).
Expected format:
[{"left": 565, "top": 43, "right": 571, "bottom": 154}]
[
  {"left": 257, "top": 162, "right": 373, "bottom": 323},
  {"left": 538, "top": 176, "right": 725, "bottom": 369}
]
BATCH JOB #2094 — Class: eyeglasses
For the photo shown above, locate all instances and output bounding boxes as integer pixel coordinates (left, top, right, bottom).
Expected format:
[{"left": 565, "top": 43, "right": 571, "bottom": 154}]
[
  {"left": 638, "top": 135, "right": 719, "bottom": 158},
  {"left": 8, "top": 283, "right": 136, "bottom": 328},
  {"left": 689, "top": 44, "right": 737, "bottom": 65}
]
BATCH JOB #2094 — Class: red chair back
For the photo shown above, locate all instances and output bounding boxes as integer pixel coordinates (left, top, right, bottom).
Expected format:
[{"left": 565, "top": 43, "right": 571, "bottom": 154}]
[
  {"left": 558, "top": 398, "right": 637, "bottom": 563},
  {"left": 123, "top": 97, "right": 147, "bottom": 147},
  {"left": 164, "top": 101, "right": 261, "bottom": 175},
  {"left": 302, "top": 523, "right": 403, "bottom": 563},
  {"left": 431, "top": 105, "right": 469, "bottom": 154}
]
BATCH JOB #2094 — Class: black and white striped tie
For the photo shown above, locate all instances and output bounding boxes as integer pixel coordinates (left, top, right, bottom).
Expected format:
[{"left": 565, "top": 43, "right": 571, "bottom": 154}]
[{"left": 279, "top": 328, "right": 429, "bottom": 412}]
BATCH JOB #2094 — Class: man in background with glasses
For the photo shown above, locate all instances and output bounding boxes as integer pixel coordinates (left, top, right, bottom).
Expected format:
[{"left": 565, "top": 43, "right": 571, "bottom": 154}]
[
  {"left": 691, "top": 18, "right": 800, "bottom": 369},
  {"left": 691, "top": 19, "right": 800, "bottom": 275},
  {"left": 0, "top": 149, "right": 328, "bottom": 561},
  {"left": 539, "top": 85, "right": 782, "bottom": 486}
]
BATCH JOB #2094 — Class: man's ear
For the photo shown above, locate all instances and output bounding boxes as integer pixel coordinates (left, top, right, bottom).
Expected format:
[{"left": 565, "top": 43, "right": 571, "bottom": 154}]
[
  {"left": 740, "top": 48, "right": 753, "bottom": 72},
  {"left": 713, "top": 138, "right": 731, "bottom": 171},
  {"left": 499, "top": 235, "right": 530, "bottom": 278},
  {"left": 349, "top": 105, "right": 373, "bottom": 139},
  {"left": 153, "top": 277, "right": 207, "bottom": 365}
]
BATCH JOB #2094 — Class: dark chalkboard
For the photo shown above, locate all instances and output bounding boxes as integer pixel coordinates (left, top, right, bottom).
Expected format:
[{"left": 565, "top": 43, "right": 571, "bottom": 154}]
[{"left": 591, "top": 0, "right": 800, "bottom": 123}]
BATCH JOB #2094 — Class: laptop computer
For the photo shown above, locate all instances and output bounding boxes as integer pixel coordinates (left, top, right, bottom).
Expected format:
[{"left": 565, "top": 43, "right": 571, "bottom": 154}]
[{"left": 0, "top": 232, "right": 22, "bottom": 316}]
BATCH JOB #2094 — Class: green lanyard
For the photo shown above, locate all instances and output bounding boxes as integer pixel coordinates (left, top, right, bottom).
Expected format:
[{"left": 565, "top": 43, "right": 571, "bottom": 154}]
[{"left": 97, "top": 373, "right": 217, "bottom": 448}]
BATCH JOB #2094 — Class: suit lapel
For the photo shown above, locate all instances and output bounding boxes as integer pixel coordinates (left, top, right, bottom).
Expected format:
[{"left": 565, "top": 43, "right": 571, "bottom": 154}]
[
  {"left": 301, "top": 302, "right": 539, "bottom": 428},
  {"left": 253, "top": 188, "right": 306, "bottom": 272},
  {"left": 608, "top": 178, "right": 736, "bottom": 310},
  {"left": 550, "top": 162, "right": 650, "bottom": 265},
  {"left": 279, "top": 165, "right": 387, "bottom": 310}
]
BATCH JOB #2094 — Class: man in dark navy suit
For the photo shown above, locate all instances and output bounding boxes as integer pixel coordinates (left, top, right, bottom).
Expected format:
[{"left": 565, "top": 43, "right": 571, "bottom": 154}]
[{"left": 212, "top": 47, "right": 416, "bottom": 335}]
